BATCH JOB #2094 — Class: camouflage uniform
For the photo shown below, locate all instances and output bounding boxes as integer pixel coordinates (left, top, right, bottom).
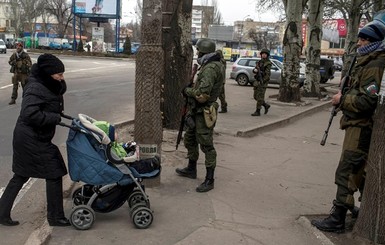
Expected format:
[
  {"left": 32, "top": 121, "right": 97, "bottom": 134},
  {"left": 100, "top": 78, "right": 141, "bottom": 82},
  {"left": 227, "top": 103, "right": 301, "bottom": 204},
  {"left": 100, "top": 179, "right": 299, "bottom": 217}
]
[
  {"left": 253, "top": 59, "right": 271, "bottom": 108},
  {"left": 175, "top": 38, "right": 225, "bottom": 193},
  {"left": 312, "top": 20, "right": 385, "bottom": 233},
  {"left": 336, "top": 50, "right": 385, "bottom": 208},
  {"left": 8, "top": 48, "right": 32, "bottom": 104},
  {"left": 184, "top": 58, "right": 224, "bottom": 169}
]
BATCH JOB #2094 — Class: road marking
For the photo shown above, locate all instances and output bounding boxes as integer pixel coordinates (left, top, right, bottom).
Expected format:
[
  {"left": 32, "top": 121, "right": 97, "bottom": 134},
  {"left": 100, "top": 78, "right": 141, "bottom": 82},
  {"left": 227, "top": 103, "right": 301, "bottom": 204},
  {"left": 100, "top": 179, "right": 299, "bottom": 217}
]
[
  {"left": 0, "top": 178, "right": 37, "bottom": 210},
  {"left": 0, "top": 84, "right": 12, "bottom": 89}
]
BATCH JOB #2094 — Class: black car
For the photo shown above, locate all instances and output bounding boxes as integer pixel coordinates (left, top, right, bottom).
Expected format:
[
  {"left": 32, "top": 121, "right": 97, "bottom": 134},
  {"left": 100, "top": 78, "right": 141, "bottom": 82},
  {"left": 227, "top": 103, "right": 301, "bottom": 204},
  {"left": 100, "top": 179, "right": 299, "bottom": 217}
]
[{"left": 320, "top": 58, "right": 335, "bottom": 83}]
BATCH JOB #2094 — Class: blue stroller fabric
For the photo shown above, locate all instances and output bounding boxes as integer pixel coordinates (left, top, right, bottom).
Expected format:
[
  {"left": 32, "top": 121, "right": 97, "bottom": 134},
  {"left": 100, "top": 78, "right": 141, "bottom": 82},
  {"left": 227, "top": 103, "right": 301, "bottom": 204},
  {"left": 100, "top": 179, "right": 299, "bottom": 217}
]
[{"left": 67, "top": 119, "right": 160, "bottom": 186}]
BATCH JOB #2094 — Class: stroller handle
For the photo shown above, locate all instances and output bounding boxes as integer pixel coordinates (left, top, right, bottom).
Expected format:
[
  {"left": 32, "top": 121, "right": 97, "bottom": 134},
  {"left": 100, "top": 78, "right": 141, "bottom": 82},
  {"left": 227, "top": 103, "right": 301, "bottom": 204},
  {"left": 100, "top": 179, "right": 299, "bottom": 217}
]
[{"left": 61, "top": 113, "right": 74, "bottom": 120}]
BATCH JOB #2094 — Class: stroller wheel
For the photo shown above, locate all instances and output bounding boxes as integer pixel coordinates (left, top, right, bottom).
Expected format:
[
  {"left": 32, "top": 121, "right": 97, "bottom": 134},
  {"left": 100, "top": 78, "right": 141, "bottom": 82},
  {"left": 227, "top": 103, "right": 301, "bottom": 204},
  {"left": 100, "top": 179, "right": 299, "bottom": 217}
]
[
  {"left": 128, "top": 190, "right": 149, "bottom": 208},
  {"left": 130, "top": 202, "right": 148, "bottom": 215},
  {"left": 70, "top": 205, "right": 95, "bottom": 230},
  {"left": 131, "top": 207, "right": 153, "bottom": 229},
  {"left": 72, "top": 185, "right": 93, "bottom": 206}
]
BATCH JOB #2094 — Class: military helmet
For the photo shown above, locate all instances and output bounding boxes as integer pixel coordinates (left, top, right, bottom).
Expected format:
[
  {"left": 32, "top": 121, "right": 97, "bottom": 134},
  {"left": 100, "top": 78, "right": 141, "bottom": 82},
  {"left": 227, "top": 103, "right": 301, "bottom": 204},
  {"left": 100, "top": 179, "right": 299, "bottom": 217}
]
[
  {"left": 196, "top": 38, "right": 216, "bottom": 54},
  {"left": 260, "top": 48, "right": 270, "bottom": 56}
]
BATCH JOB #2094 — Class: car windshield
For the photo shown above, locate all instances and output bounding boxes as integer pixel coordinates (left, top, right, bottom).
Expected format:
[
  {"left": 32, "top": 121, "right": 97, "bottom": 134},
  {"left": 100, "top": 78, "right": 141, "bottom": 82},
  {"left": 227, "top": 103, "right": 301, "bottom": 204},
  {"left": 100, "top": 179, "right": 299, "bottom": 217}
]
[
  {"left": 0, "top": 40, "right": 5, "bottom": 45},
  {"left": 272, "top": 60, "right": 283, "bottom": 69}
]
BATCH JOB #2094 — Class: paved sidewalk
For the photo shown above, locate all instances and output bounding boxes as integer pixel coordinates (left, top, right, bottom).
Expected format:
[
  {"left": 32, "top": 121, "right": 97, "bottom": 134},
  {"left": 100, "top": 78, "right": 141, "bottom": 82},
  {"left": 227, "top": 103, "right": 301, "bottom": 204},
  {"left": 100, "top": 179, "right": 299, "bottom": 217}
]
[{"left": 27, "top": 81, "right": 354, "bottom": 245}]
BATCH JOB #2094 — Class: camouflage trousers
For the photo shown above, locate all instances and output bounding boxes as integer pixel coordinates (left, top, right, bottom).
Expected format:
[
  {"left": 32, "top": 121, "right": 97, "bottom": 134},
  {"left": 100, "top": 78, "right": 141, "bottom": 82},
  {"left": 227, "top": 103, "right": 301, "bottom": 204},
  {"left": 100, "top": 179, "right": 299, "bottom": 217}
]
[
  {"left": 335, "top": 126, "right": 371, "bottom": 208},
  {"left": 11, "top": 73, "right": 29, "bottom": 100},
  {"left": 218, "top": 83, "right": 227, "bottom": 109},
  {"left": 183, "top": 113, "right": 217, "bottom": 168},
  {"left": 253, "top": 82, "right": 267, "bottom": 109}
]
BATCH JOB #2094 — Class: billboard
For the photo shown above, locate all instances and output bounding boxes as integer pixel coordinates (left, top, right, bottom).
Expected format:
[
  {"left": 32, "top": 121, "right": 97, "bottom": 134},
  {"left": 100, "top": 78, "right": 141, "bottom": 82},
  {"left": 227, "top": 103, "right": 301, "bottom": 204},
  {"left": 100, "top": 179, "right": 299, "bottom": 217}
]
[
  {"left": 92, "top": 27, "right": 104, "bottom": 52},
  {"left": 74, "top": 0, "right": 121, "bottom": 18}
]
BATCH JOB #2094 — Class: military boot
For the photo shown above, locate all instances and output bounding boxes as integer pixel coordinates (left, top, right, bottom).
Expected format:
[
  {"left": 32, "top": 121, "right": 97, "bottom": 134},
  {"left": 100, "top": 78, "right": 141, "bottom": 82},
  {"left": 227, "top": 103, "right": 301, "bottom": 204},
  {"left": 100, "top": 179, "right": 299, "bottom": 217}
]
[
  {"left": 196, "top": 167, "right": 214, "bottom": 192},
  {"left": 251, "top": 109, "right": 261, "bottom": 116},
  {"left": 311, "top": 204, "right": 347, "bottom": 233},
  {"left": 175, "top": 159, "right": 197, "bottom": 179},
  {"left": 262, "top": 102, "right": 271, "bottom": 114},
  {"left": 8, "top": 99, "right": 16, "bottom": 105}
]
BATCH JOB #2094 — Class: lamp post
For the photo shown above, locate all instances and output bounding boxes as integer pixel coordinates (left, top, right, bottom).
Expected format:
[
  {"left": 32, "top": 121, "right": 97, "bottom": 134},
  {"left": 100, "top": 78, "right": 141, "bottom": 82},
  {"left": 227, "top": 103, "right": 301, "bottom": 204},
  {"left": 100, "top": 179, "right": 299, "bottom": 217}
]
[{"left": 238, "top": 15, "right": 250, "bottom": 56}]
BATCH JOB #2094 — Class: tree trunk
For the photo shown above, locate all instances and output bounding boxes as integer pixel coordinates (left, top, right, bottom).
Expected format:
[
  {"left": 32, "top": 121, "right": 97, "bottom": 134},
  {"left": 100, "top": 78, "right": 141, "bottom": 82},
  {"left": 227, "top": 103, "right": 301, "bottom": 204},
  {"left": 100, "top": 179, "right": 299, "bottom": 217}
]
[
  {"left": 162, "top": 0, "right": 193, "bottom": 129},
  {"left": 135, "top": 0, "right": 164, "bottom": 159},
  {"left": 341, "top": 0, "right": 362, "bottom": 77},
  {"left": 278, "top": 0, "right": 303, "bottom": 102},
  {"left": 354, "top": 76, "right": 385, "bottom": 244},
  {"left": 302, "top": 0, "right": 323, "bottom": 98}
]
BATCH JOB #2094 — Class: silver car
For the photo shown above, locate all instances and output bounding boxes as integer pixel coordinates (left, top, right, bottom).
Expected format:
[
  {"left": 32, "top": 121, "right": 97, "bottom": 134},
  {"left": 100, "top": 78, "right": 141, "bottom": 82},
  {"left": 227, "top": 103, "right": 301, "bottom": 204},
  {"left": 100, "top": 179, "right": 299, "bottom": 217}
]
[{"left": 230, "top": 57, "right": 305, "bottom": 86}]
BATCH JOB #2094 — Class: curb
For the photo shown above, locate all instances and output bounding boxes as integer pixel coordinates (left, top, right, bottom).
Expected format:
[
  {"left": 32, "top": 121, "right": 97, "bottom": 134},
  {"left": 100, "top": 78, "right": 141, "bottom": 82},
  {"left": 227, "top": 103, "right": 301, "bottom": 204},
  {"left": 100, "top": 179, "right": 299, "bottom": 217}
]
[
  {"left": 297, "top": 216, "right": 335, "bottom": 245},
  {"left": 236, "top": 100, "right": 331, "bottom": 137}
]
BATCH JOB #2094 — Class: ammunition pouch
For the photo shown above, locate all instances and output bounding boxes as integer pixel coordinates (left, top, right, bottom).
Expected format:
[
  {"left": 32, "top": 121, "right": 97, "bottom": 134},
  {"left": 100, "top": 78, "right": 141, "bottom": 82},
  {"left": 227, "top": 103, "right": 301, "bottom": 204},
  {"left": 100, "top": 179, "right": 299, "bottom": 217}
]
[{"left": 203, "top": 102, "right": 218, "bottom": 128}]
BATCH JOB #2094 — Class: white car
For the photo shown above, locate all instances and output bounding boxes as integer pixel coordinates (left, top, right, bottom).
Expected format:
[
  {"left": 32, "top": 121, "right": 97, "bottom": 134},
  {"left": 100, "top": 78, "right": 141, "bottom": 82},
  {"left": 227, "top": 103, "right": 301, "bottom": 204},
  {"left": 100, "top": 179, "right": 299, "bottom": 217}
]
[{"left": 0, "top": 39, "right": 7, "bottom": 54}]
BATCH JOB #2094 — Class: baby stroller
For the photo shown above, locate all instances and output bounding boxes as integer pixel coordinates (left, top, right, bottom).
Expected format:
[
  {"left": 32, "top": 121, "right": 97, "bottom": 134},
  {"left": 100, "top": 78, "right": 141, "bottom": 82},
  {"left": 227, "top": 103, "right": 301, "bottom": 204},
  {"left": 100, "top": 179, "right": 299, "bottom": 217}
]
[{"left": 61, "top": 113, "right": 160, "bottom": 230}]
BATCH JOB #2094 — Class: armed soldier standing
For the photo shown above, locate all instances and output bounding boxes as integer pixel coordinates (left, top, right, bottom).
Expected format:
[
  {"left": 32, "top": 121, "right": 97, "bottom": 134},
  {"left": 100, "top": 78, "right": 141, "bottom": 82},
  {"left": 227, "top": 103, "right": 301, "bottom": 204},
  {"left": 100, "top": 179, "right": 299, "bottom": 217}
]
[
  {"left": 311, "top": 20, "right": 385, "bottom": 233},
  {"left": 251, "top": 49, "right": 271, "bottom": 116},
  {"left": 8, "top": 43, "right": 32, "bottom": 105},
  {"left": 175, "top": 38, "right": 225, "bottom": 192}
]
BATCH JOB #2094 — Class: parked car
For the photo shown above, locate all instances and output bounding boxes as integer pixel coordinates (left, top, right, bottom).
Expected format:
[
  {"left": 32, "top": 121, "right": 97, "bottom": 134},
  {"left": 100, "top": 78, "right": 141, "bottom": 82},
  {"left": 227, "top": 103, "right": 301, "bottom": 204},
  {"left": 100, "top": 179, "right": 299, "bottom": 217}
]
[
  {"left": 320, "top": 57, "right": 335, "bottom": 83},
  {"left": 49, "top": 41, "right": 62, "bottom": 50},
  {"left": 0, "top": 39, "right": 6, "bottom": 54},
  {"left": 230, "top": 57, "right": 305, "bottom": 86}
]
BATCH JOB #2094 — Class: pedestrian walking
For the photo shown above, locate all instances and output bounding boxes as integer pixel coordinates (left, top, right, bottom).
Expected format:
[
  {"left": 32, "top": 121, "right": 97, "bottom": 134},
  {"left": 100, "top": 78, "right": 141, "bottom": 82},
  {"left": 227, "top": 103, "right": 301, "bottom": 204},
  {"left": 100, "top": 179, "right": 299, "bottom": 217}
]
[
  {"left": 0, "top": 54, "right": 71, "bottom": 227},
  {"left": 175, "top": 38, "right": 225, "bottom": 192},
  {"left": 311, "top": 20, "right": 385, "bottom": 233},
  {"left": 216, "top": 49, "right": 228, "bottom": 113},
  {"left": 8, "top": 43, "right": 32, "bottom": 105},
  {"left": 251, "top": 49, "right": 271, "bottom": 116}
]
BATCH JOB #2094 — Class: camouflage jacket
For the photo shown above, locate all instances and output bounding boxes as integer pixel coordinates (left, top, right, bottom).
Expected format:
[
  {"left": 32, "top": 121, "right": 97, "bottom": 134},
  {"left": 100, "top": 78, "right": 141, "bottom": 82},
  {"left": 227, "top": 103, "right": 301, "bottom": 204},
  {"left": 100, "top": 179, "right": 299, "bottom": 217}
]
[
  {"left": 185, "top": 55, "right": 225, "bottom": 114},
  {"left": 340, "top": 50, "right": 385, "bottom": 128},
  {"left": 253, "top": 58, "right": 272, "bottom": 83},
  {"left": 9, "top": 50, "right": 32, "bottom": 74}
]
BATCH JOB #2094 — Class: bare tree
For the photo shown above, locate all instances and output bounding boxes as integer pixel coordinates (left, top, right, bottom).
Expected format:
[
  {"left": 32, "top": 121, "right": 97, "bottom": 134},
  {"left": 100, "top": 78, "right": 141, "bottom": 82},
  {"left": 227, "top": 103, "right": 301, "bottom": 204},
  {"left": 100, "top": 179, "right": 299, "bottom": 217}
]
[
  {"left": 43, "top": 0, "right": 73, "bottom": 38},
  {"left": 278, "top": 0, "right": 308, "bottom": 102},
  {"left": 302, "top": 0, "right": 323, "bottom": 98},
  {"left": 162, "top": 0, "right": 194, "bottom": 129},
  {"left": 211, "top": 0, "right": 223, "bottom": 24}
]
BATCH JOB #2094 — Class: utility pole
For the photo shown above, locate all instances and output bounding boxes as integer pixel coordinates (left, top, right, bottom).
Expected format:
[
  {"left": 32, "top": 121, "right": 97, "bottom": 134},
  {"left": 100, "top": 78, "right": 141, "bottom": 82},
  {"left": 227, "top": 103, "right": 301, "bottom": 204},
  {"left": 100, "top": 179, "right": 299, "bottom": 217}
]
[{"left": 135, "top": 0, "right": 164, "bottom": 185}]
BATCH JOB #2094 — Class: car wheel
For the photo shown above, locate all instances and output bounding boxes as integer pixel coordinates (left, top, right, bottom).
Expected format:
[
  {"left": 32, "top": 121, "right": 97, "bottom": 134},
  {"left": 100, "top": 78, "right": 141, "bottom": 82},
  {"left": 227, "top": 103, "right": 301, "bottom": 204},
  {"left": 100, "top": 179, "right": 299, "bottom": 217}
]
[{"left": 236, "top": 74, "right": 249, "bottom": 86}]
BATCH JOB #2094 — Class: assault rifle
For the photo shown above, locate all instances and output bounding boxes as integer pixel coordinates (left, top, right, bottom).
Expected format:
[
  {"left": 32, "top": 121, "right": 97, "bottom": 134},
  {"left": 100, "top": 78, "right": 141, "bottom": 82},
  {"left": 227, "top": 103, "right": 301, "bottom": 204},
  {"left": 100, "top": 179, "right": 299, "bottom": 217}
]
[
  {"left": 254, "top": 62, "right": 264, "bottom": 85},
  {"left": 176, "top": 64, "right": 198, "bottom": 150},
  {"left": 320, "top": 55, "right": 357, "bottom": 146}
]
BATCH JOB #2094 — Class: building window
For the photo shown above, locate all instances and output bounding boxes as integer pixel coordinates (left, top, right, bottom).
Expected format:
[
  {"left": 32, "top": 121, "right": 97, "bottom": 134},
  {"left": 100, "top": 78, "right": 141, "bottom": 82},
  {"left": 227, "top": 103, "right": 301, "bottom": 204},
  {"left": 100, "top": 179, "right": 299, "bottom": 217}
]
[
  {"left": 329, "top": 37, "right": 346, "bottom": 49},
  {"left": 6, "top": 20, "right": 9, "bottom": 27}
]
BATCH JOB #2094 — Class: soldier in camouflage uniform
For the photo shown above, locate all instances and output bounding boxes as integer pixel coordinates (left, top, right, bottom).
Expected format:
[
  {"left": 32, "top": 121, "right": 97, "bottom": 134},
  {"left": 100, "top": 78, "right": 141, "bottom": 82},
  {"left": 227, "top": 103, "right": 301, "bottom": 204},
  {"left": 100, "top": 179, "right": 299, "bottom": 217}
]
[
  {"left": 175, "top": 38, "right": 225, "bottom": 192},
  {"left": 251, "top": 49, "right": 271, "bottom": 116},
  {"left": 8, "top": 43, "right": 32, "bottom": 105},
  {"left": 312, "top": 20, "right": 385, "bottom": 233}
]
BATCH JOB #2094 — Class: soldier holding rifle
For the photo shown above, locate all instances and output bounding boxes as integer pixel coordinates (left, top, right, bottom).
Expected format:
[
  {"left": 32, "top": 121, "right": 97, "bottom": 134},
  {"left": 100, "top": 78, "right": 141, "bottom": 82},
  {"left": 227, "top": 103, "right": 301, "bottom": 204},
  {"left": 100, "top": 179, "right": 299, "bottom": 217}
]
[
  {"left": 175, "top": 38, "right": 225, "bottom": 193},
  {"left": 312, "top": 20, "right": 385, "bottom": 233},
  {"left": 251, "top": 49, "right": 271, "bottom": 116}
]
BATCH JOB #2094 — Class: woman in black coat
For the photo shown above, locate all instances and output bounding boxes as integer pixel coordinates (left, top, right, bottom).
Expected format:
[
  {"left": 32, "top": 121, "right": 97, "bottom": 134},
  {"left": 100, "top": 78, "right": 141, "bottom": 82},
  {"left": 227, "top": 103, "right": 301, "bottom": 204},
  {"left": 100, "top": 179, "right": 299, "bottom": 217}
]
[{"left": 0, "top": 54, "right": 70, "bottom": 226}]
